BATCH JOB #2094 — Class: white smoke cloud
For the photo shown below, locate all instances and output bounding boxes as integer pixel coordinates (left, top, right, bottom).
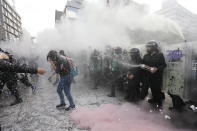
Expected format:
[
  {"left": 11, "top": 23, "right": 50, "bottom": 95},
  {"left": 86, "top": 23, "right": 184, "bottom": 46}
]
[
  {"left": 0, "top": 0, "right": 185, "bottom": 66},
  {"left": 36, "top": 1, "right": 184, "bottom": 52}
]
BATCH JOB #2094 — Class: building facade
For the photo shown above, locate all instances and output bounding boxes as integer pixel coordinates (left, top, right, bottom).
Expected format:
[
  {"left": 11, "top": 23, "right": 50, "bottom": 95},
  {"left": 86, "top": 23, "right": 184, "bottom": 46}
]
[
  {"left": 64, "top": 0, "right": 83, "bottom": 19},
  {"left": 0, "top": 0, "right": 22, "bottom": 41},
  {"left": 156, "top": 0, "right": 197, "bottom": 42},
  {"left": 55, "top": 10, "right": 63, "bottom": 25},
  {"left": 55, "top": 0, "right": 83, "bottom": 24}
]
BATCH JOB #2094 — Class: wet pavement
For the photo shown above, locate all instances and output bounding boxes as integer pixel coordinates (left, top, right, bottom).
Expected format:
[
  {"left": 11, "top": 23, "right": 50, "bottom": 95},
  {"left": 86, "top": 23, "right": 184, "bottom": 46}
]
[
  {"left": 0, "top": 76, "right": 196, "bottom": 131},
  {"left": 0, "top": 76, "right": 122, "bottom": 131}
]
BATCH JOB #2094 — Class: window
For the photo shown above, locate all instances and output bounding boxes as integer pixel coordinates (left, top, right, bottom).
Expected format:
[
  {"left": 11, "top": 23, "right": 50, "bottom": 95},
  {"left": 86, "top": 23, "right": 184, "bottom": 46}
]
[
  {"left": 12, "top": 12, "right": 15, "bottom": 18},
  {"left": 17, "top": 21, "right": 20, "bottom": 26},
  {"left": 3, "top": 10, "right": 7, "bottom": 16},
  {"left": 3, "top": 23, "right": 6, "bottom": 29},
  {"left": 2, "top": 15, "right": 5, "bottom": 21},
  {"left": 7, "top": 13, "right": 10, "bottom": 19},
  {"left": 17, "top": 16, "right": 20, "bottom": 21},
  {"left": 11, "top": 21, "right": 14, "bottom": 27},
  {"left": 9, "top": 13, "right": 12, "bottom": 19},
  {"left": 14, "top": 23, "right": 16, "bottom": 27},
  {"left": 7, "top": 25, "right": 10, "bottom": 31},
  {"left": 10, "top": 27, "right": 14, "bottom": 33},
  {"left": 15, "top": 31, "right": 18, "bottom": 36},
  {"left": 6, "top": 32, "right": 9, "bottom": 39},
  {"left": 9, "top": 33, "right": 14, "bottom": 39},
  {"left": 2, "top": 7, "right": 4, "bottom": 14},
  {"left": 3, "top": 1, "right": 6, "bottom": 8},
  {"left": 7, "top": 18, "right": 10, "bottom": 25}
]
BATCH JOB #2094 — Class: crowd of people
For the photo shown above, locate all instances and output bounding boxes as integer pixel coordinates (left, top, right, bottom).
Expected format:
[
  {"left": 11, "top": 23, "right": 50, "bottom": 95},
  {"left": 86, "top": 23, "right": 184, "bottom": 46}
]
[
  {"left": 88, "top": 40, "right": 167, "bottom": 106},
  {"left": 0, "top": 45, "right": 79, "bottom": 111},
  {"left": 0, "top": 40, "right": 166, "bottom": 109}
]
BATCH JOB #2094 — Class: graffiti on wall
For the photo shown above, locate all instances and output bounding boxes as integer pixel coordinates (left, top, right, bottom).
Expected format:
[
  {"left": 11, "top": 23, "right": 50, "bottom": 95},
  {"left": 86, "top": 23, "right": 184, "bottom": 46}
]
[
  {"left": 165, "top": 48, "right": 185, "bottom": 96},
  {"left": 166, "top": 62, "right": 184, "bottom": 96},
  {"left": 167, "top": 48, "right": 184, "bottom": 62}
]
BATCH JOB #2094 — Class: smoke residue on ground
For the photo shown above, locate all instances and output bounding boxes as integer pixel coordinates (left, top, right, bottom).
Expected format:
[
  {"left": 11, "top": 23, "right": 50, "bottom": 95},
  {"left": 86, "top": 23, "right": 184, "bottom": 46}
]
[{"left": 71, "top": 103, "right": 191, "bottom": 131}]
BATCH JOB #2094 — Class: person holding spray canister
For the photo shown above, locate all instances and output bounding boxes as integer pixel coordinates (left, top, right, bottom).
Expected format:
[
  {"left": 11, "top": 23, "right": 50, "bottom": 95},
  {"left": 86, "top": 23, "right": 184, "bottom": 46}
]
[
  {"left": 0, "top": 49, "right": 46, "bottom": 106},
  {"left": 141, "top": 40, "right": 166, "bottom": 106}
]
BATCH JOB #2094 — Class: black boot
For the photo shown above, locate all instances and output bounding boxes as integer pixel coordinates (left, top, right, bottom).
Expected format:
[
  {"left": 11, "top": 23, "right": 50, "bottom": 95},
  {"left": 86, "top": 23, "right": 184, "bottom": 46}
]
[
  {"left": 56, "top": 103, "right": 66, "bottom": 108},
  {"left": 108, "top": 93, "right": 115, "bottom": 97},
  {"left": 148, "top": 98, "right": 157, "bottom": 104},
  {"left": 10, "top": 89, "right": 23, "bottom": 106},
  {"left": 10, "top": 98, "right": 23, "bottom": 106},
  {"left": 124, "top": 95, "right": 130, "bottom": 100}
]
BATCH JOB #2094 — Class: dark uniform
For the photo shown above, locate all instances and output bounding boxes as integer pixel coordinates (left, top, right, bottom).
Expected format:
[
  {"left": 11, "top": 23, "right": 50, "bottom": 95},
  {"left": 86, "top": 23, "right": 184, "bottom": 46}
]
[
  {"left": 125, "top": 48, "right": 142, "bottom": 102},
  {"left": 90, "top": 49, "right": 102, "bottom": 89},
  {"left": 17, "top": 57, "right": 36, "bottom": 92},
  {"left": 118, "top": 49, "right": 129, "bottom": 91},
  {"left": 0, "top": 51, "right": 38, "bottom": 106},
  {"left": 0, "top": 59, "right": 37, "bottom": 73},
  {"left": 0, "top": 70, "right": 21, "bottom": 104},
  {"left": 103, "top": 46, "right": 113, "bottom": 84},
  {"left": 108, "top": 47, "right": 123, "bottom": 97},
  {"left": 141, "top": 41, "right": 166, "bottom": 105}
]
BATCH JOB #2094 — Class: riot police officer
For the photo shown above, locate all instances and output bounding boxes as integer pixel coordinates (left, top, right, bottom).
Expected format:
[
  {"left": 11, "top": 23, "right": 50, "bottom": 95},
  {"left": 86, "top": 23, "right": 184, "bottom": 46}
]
[
  {"left": 108, "top": 47, "right": 123, "bottom": 97},
  {"left": 0, "top": 49, "right": 46, "bottom": 106},
  {"left": 141, "top": 40, "right": 166, "bottom": 106},
  {"left": 103, "top": 45, "right": 113, "bottom": 84},
  {"left": 90, "top": 49, "right": 102, "bottom": 89},
  {"left": 17, "top": 57, "right": 37, "bottom": 93},
  {"left": 125, "top": 48, "right": 142, "bottom": 102}
]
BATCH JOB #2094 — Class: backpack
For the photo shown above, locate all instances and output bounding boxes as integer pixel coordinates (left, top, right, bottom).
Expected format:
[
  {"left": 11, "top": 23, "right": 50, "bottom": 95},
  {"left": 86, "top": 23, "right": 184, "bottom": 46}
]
[{"left": 61, "top": 56, "right": 79, "bottom": 77}]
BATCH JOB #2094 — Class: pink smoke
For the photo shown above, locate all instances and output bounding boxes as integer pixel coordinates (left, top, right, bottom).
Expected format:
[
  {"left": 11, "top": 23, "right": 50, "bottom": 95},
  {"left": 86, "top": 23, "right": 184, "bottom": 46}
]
[{"left": 71, "top": 103, "right": 188, "bottom": 131}]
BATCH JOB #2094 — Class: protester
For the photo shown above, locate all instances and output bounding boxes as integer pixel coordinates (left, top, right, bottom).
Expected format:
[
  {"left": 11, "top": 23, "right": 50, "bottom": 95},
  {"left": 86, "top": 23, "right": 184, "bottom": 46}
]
[{"left": 47, "top": 50, "right": 75, "bottom": 111}]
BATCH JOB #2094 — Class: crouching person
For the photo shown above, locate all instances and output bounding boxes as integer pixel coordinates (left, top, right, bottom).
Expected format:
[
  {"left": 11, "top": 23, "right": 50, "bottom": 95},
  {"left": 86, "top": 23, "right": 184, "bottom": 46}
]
[{"left": 47, "top": 50, "right": 75, "bottom": 111}]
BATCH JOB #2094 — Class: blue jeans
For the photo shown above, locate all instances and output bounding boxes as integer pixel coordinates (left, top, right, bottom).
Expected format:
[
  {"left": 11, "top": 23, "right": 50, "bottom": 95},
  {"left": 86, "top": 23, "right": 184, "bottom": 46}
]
[{"left": 57, "top": 75, "right": 75, "bottom": 107}]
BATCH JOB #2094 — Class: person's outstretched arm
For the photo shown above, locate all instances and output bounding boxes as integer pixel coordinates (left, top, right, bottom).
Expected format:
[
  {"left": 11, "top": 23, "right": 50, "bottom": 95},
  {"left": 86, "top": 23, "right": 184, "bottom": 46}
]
[{"left": 0, "top": 59, "right": 46, "bottom": 74}]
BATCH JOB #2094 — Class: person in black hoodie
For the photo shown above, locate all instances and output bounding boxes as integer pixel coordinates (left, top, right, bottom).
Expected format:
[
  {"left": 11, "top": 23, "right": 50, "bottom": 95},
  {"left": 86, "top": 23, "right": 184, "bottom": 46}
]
[
  {"left": 0, "top": 49, "right": 46, "bottom": 106},
  {"left": 125, "top": 48, "right": 142, "bottom": 102},
  {"left": 47, "top": 50, "right": 75, "bottom": 111},
  {"left": 142, "top": 41, "right": 166, "bottom": 106}
]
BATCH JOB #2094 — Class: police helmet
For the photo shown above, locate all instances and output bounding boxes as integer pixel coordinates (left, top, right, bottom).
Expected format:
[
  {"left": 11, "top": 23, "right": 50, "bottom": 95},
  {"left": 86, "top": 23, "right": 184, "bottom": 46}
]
[
  {"left": 114, "top": 47, "right": 122, "bottom": 55},
  {"left": 146, "top": 40, "right": 158, "bottom": 48},
  {"left": 129, "top": 48, "right": 140, "bottom": 54}
]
